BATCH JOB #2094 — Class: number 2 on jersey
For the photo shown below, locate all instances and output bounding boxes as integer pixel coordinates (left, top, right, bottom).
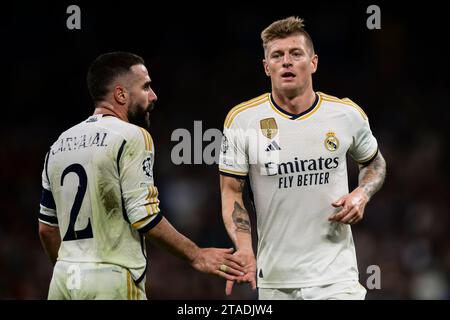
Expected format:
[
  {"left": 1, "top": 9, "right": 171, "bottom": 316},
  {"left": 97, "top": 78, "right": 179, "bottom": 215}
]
[{"left": 61, "top": 164, "right": 93, "bottom": 241}]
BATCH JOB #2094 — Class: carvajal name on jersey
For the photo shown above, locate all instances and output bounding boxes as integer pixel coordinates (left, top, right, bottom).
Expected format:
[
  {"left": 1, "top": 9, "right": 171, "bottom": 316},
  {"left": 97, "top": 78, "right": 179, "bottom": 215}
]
[
  {"left": 51, "top": 132, "right": 108, "bottom": 155},
  {"left": 264, "top": 156, "right": 339, "bottom": 189}
]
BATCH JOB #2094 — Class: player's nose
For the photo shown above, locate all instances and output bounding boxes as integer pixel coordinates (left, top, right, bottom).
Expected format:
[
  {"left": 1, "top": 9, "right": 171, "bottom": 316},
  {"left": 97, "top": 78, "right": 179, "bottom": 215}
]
[
  {"left": 149, "top": 88, "right": 158, "bottom": 102},
  {"left": 282, "top": 53, "right": 292, "bottom": 66}
]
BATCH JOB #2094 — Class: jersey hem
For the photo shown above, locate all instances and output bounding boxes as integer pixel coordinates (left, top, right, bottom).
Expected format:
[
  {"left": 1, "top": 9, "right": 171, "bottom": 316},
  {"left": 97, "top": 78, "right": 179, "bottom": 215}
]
[
  {"left": 219, "top": 170, "right": 247, "bottom": 179},
  {"left": 257, "top": 276, "right": 359, "bottom": 289},
  {"left": 138, "top": 213, "right": 163, "bottom": 234},
  {"left": 38, "top": 219, "right": 59, "bottom": 227},
  {"left": 357, "top": 148, "right": 379, "bottom": 165}
]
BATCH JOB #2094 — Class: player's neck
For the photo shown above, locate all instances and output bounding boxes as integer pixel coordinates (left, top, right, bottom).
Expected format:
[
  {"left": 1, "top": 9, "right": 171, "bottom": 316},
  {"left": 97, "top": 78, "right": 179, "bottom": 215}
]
[
  {"left": 271, "top": 89, "right": 316, "bottom": 115},
  {"left": 93, "top": 102, "right": 129, "bottom": 122}
]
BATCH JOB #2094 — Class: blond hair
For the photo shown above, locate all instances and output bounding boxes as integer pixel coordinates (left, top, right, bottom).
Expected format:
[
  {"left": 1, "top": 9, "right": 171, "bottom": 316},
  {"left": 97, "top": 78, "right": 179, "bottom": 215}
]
[{"left": 261, "top": 16, "right": 315, "bottom": 56}]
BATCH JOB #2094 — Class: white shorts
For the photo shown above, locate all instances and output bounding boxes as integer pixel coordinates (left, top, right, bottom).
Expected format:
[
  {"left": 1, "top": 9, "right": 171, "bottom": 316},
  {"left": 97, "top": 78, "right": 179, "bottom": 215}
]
[
  {"left": 259, "top": 280, "right": 367, "bottom": 300},
  {"left": 48, "top": 261, "right": 146, "bottom": 300}
]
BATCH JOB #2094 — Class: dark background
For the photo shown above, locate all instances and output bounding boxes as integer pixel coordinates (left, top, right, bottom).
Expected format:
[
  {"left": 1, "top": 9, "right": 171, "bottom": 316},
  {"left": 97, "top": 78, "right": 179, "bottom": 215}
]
[{"left": 1, "top": 1, "right": 449, "bottom": 299}]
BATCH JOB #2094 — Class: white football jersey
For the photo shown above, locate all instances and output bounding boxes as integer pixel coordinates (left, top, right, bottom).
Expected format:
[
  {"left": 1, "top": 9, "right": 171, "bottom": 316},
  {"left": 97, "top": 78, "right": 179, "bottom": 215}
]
[
  {"left": 39, "top": 114, "right": 161, "bottom": 283},
  {"left": 219, "top": 92, "right": 378, "bottom": 288}
]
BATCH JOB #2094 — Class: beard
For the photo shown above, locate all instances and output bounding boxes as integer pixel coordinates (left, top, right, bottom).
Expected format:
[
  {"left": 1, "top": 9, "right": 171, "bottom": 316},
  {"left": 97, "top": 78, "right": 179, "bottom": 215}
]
[{"left": 127, "top": 101, "right": 154, "bottom": 130}]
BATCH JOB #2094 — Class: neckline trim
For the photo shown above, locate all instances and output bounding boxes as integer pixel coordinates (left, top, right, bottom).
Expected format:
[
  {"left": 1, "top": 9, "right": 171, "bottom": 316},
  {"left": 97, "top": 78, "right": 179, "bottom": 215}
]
[{"left": 269, "top": 93, "right": 321, "bottom": 120}]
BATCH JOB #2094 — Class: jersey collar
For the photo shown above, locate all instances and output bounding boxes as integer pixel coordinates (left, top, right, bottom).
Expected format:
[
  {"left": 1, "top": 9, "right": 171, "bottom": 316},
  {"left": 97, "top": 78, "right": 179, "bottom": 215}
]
[{"left": 269, "top": 92, "right": 322, "bottom": 120}]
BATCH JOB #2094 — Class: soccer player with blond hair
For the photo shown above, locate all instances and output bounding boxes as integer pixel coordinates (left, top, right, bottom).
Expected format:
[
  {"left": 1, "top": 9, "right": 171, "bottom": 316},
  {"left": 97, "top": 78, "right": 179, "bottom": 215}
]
[{"left": 219, "top": 17, "right": 386, "bottom": 300}]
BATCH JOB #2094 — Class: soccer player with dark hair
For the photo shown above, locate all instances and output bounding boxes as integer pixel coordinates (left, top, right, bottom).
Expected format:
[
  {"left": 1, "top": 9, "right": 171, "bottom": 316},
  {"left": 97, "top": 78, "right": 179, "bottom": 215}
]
[{"left": 39, "top": 51, "right": 245, "bottom": 299}]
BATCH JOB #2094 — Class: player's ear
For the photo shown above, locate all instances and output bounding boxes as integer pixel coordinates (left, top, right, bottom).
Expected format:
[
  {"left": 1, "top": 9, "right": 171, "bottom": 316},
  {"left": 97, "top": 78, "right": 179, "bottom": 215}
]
[
  {"left": 310, "top": 54, "right": 318, "bottom": 74},
  {"left": 263, "top": 59, "right": 270, "bottom": 77},
  {"left": 114, "top": 86, "right": 127, "bottom": 105}
]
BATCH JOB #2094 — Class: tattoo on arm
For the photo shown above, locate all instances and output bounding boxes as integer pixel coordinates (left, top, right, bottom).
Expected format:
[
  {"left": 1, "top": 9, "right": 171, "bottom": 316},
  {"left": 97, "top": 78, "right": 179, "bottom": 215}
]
[
  {"left": 359, "top": 152, "right": 386, "bottom": 199},
  {"left": 232, "top": 201, "right": 251, "bottom": 234}
]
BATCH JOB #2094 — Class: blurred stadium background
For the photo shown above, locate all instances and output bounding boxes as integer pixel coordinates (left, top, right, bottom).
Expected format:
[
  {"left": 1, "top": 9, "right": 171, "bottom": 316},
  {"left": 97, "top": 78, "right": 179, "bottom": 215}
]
[{"left": 1, "top": 1, "right": 449, "bottom": 299}]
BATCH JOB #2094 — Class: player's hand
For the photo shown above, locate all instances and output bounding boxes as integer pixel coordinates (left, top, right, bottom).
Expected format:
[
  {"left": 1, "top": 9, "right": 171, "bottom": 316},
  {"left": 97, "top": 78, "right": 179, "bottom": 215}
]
[
  {"left": 191, "top": 248, "right": 247, "bottom": 281},
  {"left": 328, "top": 187, "right": 369, "bottom": 225},
  {"left": 225, "top": 250, "right": 257, "bottom": 296}
]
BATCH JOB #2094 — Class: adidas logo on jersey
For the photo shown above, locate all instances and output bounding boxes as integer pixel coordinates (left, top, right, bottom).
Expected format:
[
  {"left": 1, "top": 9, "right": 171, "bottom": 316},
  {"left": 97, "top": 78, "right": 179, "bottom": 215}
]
[{"left": 265, "top": 141, "right": 281, "bottom": 152}]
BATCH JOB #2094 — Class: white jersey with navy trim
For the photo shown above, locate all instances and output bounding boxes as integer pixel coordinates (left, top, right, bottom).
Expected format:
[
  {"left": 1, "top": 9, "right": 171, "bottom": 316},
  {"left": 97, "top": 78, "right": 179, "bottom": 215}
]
[
  {"left": 219, "top": 92, "right": 378, "bottom": 288},
  {"left": 39, "top": 114, "right": 161, "bottom": 282}
]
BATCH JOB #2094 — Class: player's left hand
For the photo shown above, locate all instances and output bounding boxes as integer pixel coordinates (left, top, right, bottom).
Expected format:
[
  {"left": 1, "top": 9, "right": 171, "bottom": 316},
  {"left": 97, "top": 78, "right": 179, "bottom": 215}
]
[
  {"left": 225, "top": 249, "right": 257, "bottom": 296},
  {"left": 328, "top": 187, "right": 369, "bottom": 225},
  {"left": 191, "top": 247, "right": 247, "bottom": 281}
]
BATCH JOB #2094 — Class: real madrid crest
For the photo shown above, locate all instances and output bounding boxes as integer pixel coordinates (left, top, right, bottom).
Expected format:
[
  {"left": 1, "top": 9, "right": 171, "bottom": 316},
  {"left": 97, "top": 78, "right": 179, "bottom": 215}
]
[
  {"left": 324, "top": 131, "right": 339, "bottom": 151},
  {"left": 260, "top": 118, "right": 278, "bottom": 139}
]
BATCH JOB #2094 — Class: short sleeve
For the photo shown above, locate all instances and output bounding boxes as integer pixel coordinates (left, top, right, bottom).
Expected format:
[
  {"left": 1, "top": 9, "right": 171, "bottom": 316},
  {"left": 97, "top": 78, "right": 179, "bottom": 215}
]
[
  {"left": 39, "top": 152, "right": 59, "bottom": 227},
  {"left": 119, "top": 127, "right": 162, "bottom": 233},
  {"left": 347, "top": 105, "right": 378, "bottom": 164},
  {"left": 219, "top": 117, "right": 249, "bottom": 179}
]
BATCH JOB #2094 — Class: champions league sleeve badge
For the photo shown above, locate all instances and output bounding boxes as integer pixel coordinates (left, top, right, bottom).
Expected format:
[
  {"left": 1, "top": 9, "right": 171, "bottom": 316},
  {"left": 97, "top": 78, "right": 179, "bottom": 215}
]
[
  {"left": 142, "top": 155, "right": 153, "bottom": 178},
  {"left": 221, "top": 135, "right": 229, "bottom": 155}
]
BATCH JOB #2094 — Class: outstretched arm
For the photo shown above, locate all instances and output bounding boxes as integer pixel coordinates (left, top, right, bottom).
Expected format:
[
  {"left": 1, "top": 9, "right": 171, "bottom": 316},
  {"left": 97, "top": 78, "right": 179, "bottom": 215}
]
[
  {"left": 220, "top": 175, "right": 256, "bottom": 295},
  {"left": 329, "top": 151, "right": 386, "bottom": 224},
  {"left": 39, "top": 222, "right": 61, "bottom": 265},
  {"left": 145, "top": 216, "right": 245, "bottom": 281}
]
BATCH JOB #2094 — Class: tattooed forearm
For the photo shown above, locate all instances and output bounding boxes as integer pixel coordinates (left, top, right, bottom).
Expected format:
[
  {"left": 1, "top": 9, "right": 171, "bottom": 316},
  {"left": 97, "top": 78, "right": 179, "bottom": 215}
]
[
  {"left": 358, "top": 151, "right": 386, "bottom": 199},
  {"left": 232, "top": 201, "right": 251, "bottom": 234}
]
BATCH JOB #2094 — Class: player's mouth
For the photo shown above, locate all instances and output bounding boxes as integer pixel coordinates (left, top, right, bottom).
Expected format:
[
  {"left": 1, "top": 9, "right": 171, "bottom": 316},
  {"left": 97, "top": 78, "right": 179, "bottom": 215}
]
[
  {"left": 281, "top": 71, "right": 296, "bottom": 80},
  {"left": 145, "top": 104, "right": 154, "bottom": 121}
]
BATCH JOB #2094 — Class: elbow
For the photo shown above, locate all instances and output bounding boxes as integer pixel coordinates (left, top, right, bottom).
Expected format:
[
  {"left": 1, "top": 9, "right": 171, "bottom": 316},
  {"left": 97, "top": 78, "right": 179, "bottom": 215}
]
[{"left": 39, "top": 222, "right": 59, "bottom": 240}]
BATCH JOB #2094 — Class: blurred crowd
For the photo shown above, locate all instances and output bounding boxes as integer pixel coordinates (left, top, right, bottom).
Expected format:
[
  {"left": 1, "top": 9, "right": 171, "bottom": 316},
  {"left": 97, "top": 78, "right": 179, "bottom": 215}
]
[{"left": 1, "top": 2, "right": 448, "bottom": 299}]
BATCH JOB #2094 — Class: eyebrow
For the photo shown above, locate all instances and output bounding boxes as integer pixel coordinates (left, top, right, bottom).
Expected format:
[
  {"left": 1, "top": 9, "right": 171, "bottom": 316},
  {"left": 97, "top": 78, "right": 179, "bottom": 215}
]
[{"left": 270, "top": 48, "right": 303, "bottom": 55}]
